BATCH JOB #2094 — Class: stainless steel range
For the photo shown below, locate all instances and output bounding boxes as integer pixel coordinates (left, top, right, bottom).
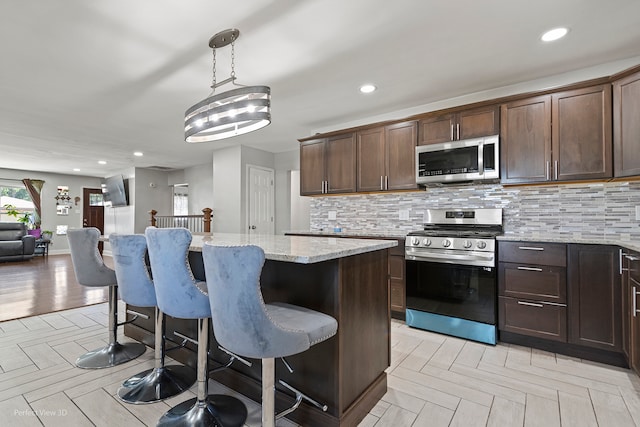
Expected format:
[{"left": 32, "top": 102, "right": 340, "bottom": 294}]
[{"left": 405, "top": 208, "right": 502, "bottom": 345}]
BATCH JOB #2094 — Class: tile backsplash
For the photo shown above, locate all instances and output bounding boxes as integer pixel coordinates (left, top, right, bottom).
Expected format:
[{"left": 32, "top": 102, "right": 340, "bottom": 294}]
[{"left": 309, "top": 181, "right": 640, "bottom": 242}]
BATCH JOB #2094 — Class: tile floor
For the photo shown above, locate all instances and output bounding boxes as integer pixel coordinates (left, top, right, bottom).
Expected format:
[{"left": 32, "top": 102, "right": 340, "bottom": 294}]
[{"left": 1, "top": 302, "right": 639, "bottom": 426}]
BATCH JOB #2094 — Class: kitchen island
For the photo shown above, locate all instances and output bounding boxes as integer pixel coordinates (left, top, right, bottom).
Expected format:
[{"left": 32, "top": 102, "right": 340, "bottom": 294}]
[{"left": 123, "top": 233, "right": 396, "bottom": 427}]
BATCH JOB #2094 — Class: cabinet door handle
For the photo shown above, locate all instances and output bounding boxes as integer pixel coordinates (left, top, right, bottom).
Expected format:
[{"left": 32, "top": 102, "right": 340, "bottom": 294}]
[
  {"left": 450, "top": 124, "right": 454, "bottom": 141},
  {"left": 554, "top": 160, "right": 558, "bottom": 180},
  {"left": 634, "top": 286, "right": 638, "bottom": 317},
  {"left": 627, "top": 255, "right": 639, "bottom": 261},
  {"left": 517, "top": 266, "right": 543, "bottom": 272},
  {"left": 385, "top": 175, "right": 388, "bottom": 190},
  {"left": 546, "top": 161, "right": 550, "bottom": 181},
  {"left": 380, "top": 176, "right": 384, "bottom": 190},
  {"left": 456, "top": 123, "right": 460, "bottom": 140},
  {"left": 518, "top": 246, "right": 544, "bottom": 251},
  {"left": 517, "top": 301, "right": 544, "bottom": 308}
]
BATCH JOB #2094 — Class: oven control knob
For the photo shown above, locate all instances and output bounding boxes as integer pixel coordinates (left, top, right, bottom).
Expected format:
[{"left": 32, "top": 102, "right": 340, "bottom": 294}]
[
  {"left": 411, "top": 237, "right": 420, "bottom": 246},
  {"left": 463, "top": 240, "right": 472, "bottom": 249},
  {"left": 442, "top": 239, "right": 451, "bottom": 248},
  {"left": 422, "top": 238, "right": 431, "bottom": 247},
  {"left": 477, "top": 241, "right": 487, "bottom": 249}
]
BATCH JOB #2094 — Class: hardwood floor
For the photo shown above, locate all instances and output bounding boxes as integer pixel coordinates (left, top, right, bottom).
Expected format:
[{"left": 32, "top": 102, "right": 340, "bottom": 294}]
[
  {"left": 0, "top": 255, "right": 109, "bottom": 322},
  {"left": 1, "top": 258, "right": 639, "bottom": 426}
]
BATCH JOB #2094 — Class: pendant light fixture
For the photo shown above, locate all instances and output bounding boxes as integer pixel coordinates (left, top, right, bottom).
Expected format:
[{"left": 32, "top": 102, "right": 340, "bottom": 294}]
[{"left": 184, "top": 29, "right": 271, "bottom": 143}]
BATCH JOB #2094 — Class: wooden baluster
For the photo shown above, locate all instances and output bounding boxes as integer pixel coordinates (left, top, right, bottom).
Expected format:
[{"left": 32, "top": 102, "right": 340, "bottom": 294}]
[{"left": 202, "top": 208, "right": 212, "bottom": 234}]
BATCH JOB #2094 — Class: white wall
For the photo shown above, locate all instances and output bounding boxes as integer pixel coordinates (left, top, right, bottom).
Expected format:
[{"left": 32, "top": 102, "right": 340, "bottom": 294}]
[
  {"left": 212, "top": 146, "right": 243, "bottom": 233},
  {"left": 0, "top": 167, "right": 102, "bottom": 254},
  {"left": 132, "top": 168, "right": 172, "bottom": 233},
  {"left": 183, "top": 163, "right": 213, "bottom": 215},
  {"left": 274, "top": 150, "right": 306, "bottom": 234}
]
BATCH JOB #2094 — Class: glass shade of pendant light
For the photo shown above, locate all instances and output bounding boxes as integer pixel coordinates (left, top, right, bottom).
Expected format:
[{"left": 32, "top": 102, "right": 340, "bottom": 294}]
[{"left": 185, "top": 29, "right": 271, "bottom": 143}]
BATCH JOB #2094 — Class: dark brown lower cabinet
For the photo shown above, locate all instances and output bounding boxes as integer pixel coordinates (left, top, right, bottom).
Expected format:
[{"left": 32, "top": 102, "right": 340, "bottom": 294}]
[
  {"left": 625, "top": 250, "right": 640, "bottom": 374},
  {"left": 568, "top": 244, "right": 622, "bottom": 352},
  {"left": 498, "top": 241, "right": 628, "bottom": 368}
]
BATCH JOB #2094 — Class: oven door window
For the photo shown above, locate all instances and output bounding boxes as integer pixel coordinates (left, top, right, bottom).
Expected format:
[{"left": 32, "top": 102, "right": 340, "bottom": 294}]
[{"left": 406, "top": 261, "right": 496, "bottom": 325}]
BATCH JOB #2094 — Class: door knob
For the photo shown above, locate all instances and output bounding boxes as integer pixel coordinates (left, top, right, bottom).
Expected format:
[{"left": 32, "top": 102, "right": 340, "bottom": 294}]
[{"left": 250, "top": 225, "right": 256, "bottom": 230}]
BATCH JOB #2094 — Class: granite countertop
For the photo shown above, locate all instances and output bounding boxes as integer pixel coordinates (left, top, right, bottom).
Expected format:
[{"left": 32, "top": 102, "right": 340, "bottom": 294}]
[
  {"left": 498, "top": 234, "right": 640, "bottom": 253},
  {"left": 190, "top": 233, "right": 397, "bottom": 264},
  {"left": 285, "top": 229, "right": 408, "bottom": 239}
]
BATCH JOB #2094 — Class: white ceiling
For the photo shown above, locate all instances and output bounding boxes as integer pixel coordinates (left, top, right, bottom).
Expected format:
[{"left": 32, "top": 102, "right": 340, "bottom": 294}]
[{"left": 1, "top": 0, "right": 640, "bottom": 178}]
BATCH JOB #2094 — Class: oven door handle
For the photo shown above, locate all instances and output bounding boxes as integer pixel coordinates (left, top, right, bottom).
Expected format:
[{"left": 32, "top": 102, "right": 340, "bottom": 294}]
[{"left": 405, "top": 250, "right": 494, "bottom": 264}]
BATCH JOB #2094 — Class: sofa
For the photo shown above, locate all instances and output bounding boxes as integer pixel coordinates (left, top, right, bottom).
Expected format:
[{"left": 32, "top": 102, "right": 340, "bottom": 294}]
[{"left": 0, "top": 222, "right": 36, "bottom": 262}]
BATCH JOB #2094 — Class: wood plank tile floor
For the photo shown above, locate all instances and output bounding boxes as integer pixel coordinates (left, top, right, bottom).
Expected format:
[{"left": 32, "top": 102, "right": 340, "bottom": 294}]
[{"left": 1, "top": 303, "right": 640, "bottom": 426}]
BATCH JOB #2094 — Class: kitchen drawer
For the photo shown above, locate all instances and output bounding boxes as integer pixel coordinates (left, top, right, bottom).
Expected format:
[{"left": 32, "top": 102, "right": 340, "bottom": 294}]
[
  {"left": 499, "top": 296, "right": 567, "bottom": 342},
  {"left": 389, "top": 254, "right": 405, "bottom": 280},
  {"left": 389, "top": 239, "right": 405, "bottom": 256},
  {"left": 499, "top": 262, "right": 566, "bottom": 303},
  {"left": 498, "top": 241, "right": 567, "bottom": 267}
]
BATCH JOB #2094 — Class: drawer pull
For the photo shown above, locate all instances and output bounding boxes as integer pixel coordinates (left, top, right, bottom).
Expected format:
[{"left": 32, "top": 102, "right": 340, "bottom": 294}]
[
  {"left": 517, "top": 266, "right": 543, "bottom": 272},
  {"left": 635, "top": 286, "right": 638, "bottom": 318},
  {"left": 518, "top": 246, "right": 544, "bottom": 251},
  {"left": 627, "top": 255, "right": 640, "bottom": 261},
  {"left": 517, "top": 301, "right": 544, "bottom": 308}
]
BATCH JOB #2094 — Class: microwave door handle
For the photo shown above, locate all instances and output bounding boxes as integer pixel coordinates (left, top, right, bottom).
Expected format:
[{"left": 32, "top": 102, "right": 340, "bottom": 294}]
[{"left": 478, "top": 142, "right": 484, "bottom": 175}]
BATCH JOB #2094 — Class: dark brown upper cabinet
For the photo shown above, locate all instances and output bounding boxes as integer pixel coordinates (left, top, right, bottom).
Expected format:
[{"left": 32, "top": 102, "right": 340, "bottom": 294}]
[
  {"left": 357, "top": 121, "right": 417, "bottom": 192},
  {"left": 418, "top": 105, "right": 499, "bottom": 145},
  {"left": 300, "top": 133, "right": 356, "bottom": 195},
  {"left": 613, "top": 69, "right": 640, "bottom": 177},
  {"left": 500, "top": 96, "right": 551, "bottom": 184},
  {"left": 501, "top": 84, "right": 612, "bottom": 184}
]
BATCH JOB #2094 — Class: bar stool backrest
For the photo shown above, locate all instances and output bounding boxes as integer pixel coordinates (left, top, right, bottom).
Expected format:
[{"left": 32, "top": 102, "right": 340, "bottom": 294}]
[
  {"left": 202, "top": 244, "right": 310, "bottom": 359},
  {"left": 144, "top": 227, "right": 211, "bottom": 319},
  {"left": 67, "top": 227, "right": 116, "bottom": 287},
  {"left": 110, "top": 233, "right": 156, "bottom": 308}
]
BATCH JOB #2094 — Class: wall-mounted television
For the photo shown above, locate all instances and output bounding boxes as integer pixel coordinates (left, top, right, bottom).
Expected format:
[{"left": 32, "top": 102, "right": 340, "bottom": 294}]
[{"left": 102, "top": 175, "right": 129, "bottom": 207}]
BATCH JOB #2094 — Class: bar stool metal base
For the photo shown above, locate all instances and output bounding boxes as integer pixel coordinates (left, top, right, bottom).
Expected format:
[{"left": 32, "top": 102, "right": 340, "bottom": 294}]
[
  {"left": 157, "top": 395, "right": 248, "bottom": 427},
  {"left": 76, "top": 342, "right": 146, "bottom": 369},
  {"left": 117, "top": 365, "right": 197, "bottom": 404}
]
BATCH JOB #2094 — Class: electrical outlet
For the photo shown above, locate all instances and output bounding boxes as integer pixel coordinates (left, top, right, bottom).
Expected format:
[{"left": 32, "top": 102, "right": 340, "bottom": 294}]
[
  {"left": 328, "top": 211, "right": 337, "bottom": 220},
  {"left": 636, "top": 206, "right": 640, "bottom": 221},
  {"left": 399, "top": 209, "right": 410, "bottom": 220}
]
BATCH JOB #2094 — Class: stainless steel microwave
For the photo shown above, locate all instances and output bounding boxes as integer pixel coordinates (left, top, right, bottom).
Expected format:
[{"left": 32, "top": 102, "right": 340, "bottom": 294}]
[{"left": 416, "top": 135, "right": 500, "bottom": 184}]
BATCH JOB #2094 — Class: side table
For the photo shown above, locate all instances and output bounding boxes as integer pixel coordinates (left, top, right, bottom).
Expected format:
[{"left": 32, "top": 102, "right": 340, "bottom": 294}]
[{"left": 35, "top": 238, "right": 51, "bottom": 256}]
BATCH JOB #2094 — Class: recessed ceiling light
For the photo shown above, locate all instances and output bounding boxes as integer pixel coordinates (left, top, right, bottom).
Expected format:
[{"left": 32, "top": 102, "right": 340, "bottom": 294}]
[
  {"left": 98, "top": 160, "right": 107, "bottom": 165},
  {"left": 134, "top": 151, "right": 143, "bottom": 157},
  {"left": 360, "top": 84, "right": 376, "bottom": 94},
  {"left": 73, "top": 168, "right": 80, "bottom": 172},
  {"left": 541, "top": 27, "right": 568, "bottom": 42}
]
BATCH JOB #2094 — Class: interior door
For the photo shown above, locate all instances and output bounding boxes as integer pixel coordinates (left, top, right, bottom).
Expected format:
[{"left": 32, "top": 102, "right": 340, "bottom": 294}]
[
  {"left": 83, "top": 188, "right": 105, "bottom": 252},
  {"left": 247, "top": 166, "right": 274, "bottom": 235}
]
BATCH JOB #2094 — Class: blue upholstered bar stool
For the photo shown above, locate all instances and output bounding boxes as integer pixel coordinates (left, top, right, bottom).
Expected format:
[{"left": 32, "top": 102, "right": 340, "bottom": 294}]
[
  {"left": 145, "top": 227, "right": 247, "bottom": 427},
  {"left": 67, "top": 227, "right": 146, "bottom": 369},
  {"left": 202, "top": 244, "right": 338, "bottom": 427},
  {"left": 110, "top": 233, "right": 197, "bottom": 404}
]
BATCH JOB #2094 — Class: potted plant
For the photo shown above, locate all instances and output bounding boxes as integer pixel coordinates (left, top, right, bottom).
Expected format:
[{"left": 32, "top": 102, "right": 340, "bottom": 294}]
[
  {"left": 41, "top": 230, "right": 53, "bottom": 240},
  {"left": 3, "top": 204, "right": 40, "bottom": 237}
]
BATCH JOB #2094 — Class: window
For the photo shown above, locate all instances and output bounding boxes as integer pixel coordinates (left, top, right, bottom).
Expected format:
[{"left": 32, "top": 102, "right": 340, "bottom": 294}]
[
  {"left": 173, "top": 185, "right": 188, "bottom": 215},
  {"left": 0, "top": 181, "right": 34, "bottom": 222}
]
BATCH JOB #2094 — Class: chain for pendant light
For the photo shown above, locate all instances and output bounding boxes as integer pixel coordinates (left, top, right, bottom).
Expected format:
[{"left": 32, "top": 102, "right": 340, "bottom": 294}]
[
  {"left": 230, "top": 35, "right": 236, "bottom": 81},
  {"left": 211, "top": 48, "right": 217, "bottom": 92}
]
